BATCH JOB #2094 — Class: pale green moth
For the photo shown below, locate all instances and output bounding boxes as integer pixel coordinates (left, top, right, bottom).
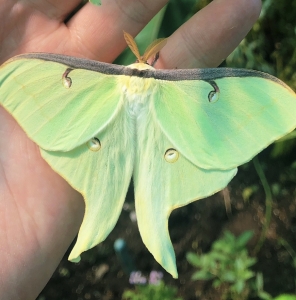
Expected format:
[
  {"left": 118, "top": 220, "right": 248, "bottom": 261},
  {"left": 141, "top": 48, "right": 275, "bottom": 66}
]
[{"left": 1, "top": 32, "right": 296, "bottom": 278}]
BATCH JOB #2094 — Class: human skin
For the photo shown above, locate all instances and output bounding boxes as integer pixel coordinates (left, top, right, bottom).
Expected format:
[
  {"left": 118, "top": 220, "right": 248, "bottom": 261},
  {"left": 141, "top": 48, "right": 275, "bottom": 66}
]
[{"left": 0, "top": 0, "right": 261, "bottom": 299}]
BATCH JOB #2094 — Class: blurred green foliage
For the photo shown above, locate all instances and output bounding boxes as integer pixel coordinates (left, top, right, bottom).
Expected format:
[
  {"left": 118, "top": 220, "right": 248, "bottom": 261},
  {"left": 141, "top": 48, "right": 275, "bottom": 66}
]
[
  {"left": 89, "top": 0, "right": 101, "bottom": 5},
  {"left": 187, "top": 230, "right": 296, "bottom": 300},
  {"left": 273, "top": 295, "right": 296, "bottom": 300},
  {"left": 122, "top": 281, "right": 183, "bottom": 300},
  {"left": 84, "top": 0, "right": 101, "bottom": 5},
  {"left": 187, "top": 231, "right": 258, "bottom": 300}
]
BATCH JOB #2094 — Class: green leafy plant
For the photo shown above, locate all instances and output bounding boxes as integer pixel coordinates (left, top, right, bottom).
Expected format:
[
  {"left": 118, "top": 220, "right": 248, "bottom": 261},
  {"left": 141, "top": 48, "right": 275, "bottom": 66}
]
[
  {"left": 122, "top": 281, "right": 183, "bottom": 300},
  {"left": 187, "top": 231, "right": 257, "bottom": 300}
]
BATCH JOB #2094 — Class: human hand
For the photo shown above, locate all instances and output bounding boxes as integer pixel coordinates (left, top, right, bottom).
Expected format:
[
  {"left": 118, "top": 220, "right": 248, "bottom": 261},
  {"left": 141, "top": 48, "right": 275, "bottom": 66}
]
[{"left": 0, "top": 0, "right": 261, "bottom": 299}]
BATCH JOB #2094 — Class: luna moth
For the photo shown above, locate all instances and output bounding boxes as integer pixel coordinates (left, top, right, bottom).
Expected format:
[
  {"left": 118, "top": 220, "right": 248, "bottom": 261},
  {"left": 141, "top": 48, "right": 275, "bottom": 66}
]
[{"left": 0, "top": 32, "right": 296, "bottom": 278}]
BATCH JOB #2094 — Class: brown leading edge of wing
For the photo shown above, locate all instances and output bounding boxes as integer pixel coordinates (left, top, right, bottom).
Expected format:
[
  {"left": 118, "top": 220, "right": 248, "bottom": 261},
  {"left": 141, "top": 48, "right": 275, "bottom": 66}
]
[{"left": 5, "top": 52, "right": 291, "bottom": 89}]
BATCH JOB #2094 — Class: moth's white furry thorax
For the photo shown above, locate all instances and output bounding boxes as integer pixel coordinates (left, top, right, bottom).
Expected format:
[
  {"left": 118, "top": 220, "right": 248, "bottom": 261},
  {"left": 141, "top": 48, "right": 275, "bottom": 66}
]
[
  {"left": 121, "top": 63, "right": 156, "bottom": 117},
  {"left": 128, "top": 62, "right": 154, "bottom": 71}
]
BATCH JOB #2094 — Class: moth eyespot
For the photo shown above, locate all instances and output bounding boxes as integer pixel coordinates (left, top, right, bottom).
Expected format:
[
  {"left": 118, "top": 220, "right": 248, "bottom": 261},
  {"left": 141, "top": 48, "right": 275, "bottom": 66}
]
[
  {"left": 87, "top": 138, "right": 101, "bottom": 152},
  {"left": 208, "top": 91, "right": 219, "bottom": 103},
  {"left": 164, "top": 148, "right": 179, "bottom": 163},
  {"left": 62, "top": 68, "right": 73, "bottom": 88},
  {"left": 208, "top": 81, "right": 220, "bottom": 103}
]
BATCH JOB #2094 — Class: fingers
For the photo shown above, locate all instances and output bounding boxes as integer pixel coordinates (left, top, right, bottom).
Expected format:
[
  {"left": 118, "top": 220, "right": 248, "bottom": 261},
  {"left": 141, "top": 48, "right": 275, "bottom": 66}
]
[
  {"left": 155, "top": 0, "right": 262, "bottom": 69},
  {"left": 67, "top": 0, "right": 169, "bottom": 62},
  {"left": 1, "top": 0, "right": 168, "bottom": 62},
  {"left": 0, "top": 0, "right": 84, "bottom": 62},
  {"left": 1, "top": 0, "right": 260, "bottom": 67},
  {"left": 19, "top": 0, "right": 82, "bottom": 20}
]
